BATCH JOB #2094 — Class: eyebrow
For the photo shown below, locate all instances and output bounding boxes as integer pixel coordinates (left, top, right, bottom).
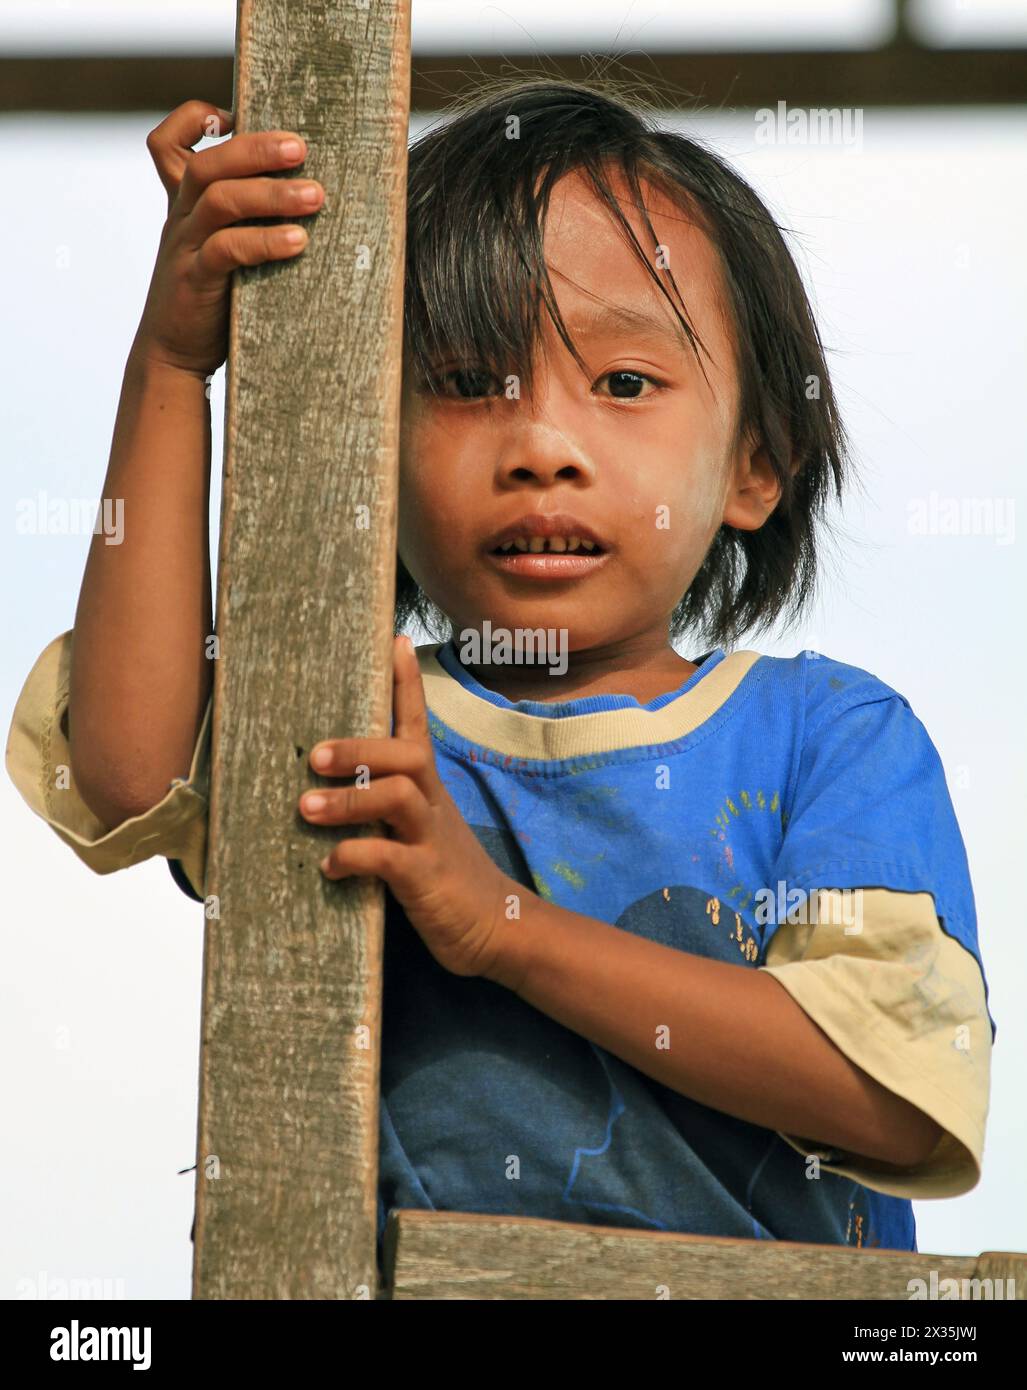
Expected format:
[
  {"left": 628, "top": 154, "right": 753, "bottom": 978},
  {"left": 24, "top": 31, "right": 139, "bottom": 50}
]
[{"left": 564, "top": 302, "right": 692, "bottom": 354}]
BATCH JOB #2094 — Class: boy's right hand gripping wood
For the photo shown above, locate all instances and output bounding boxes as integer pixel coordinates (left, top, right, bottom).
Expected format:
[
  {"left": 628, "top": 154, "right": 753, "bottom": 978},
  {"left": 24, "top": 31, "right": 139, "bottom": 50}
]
[{"left": 192, "top": 0, "right": 411, "bottom": 1299}]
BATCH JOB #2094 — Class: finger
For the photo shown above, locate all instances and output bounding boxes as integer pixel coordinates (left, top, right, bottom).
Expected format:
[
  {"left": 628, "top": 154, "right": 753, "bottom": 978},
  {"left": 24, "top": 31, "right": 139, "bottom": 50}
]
[
  {"left": 195, "top": 222, "right": 310, "bottom": 276},
  {"left": 392, "top": 635, "right": 431, "bottom": 744},
  {"left": 308, "top": 734, "right": 430, "bottom": 782},
  {"left": 300, "top": 775, "right": 429, "bottom": 842},
  {"left": 175, "top": 129, "right": 309, "bottom": 219},
  {"left": 146, "top": 100, "right": 233, "bottom": 204},
  {"left": 183, "top": 174, "right": 323, "bottom": 248},
  {"left": 320, "top": 836, "right": 412, "bottom": 889}
]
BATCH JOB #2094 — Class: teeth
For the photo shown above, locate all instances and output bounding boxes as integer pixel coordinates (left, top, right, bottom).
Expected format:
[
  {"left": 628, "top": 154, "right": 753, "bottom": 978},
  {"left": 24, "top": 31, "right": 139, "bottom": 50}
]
[{"left": 497, "top": 535, "right": 599, "bottom": 553}]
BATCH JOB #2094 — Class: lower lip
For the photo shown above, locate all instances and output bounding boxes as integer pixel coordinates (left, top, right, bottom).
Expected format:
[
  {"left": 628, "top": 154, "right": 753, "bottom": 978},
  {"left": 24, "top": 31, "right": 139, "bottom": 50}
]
[{"left": 486, "top": 549, "right": 610, "bottom": 578}]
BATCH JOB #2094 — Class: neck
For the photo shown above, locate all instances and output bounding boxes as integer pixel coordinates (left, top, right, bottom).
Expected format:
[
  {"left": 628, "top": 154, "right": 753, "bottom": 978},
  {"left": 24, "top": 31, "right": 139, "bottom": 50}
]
[{"left": 450, "top": 634, "right": 701, "bottom": 705}]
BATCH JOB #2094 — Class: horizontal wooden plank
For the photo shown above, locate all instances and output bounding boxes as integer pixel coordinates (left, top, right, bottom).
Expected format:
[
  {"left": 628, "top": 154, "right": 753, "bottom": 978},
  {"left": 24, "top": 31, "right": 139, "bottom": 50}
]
[
  {"left": 382, "top": 1209, "right": 1027, "bottom": 1300},
  {"left": 2, "top": 48, "right": 1026, "bottom": 114},
  {"left": 411, "top": 48, "right": 1027, "bottom": 109}
]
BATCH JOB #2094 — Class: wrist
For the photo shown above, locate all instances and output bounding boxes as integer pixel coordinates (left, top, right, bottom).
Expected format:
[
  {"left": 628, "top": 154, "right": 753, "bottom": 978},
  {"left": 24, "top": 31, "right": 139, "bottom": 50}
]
[
  {"left": 125, "top": 338, "right": 215, "bottom": 393},
  {"left": 482, "top": 877, "right": 545, "bottom": 994}
]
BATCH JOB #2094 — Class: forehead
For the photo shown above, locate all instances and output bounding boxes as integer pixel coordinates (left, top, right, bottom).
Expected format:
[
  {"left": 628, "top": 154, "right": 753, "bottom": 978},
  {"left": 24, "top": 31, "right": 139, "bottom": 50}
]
[{"left": 540, "top": 164, "right": 732, "bottom": 354}]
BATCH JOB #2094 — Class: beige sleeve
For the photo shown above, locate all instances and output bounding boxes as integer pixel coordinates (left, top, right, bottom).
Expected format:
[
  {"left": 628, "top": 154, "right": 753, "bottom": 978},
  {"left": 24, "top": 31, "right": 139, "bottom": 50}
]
[
  {"left": 4, "top": 629, "right": 210, "bottom": 900},
  {"left": 758, "top": 888, "right": 991, "bottom": 1200}
]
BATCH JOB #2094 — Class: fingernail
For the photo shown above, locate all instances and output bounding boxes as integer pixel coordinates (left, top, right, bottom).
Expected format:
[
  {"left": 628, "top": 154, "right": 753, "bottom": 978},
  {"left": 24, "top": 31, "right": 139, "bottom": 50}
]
[
  {"left": 310, "top": 747, "right": 332, "bottom": 769},
  {"left": 303, "top": 793, "right": 326, "bottom": 812},
  {"left": 279, "top": 138, "right": 304, "bottom": 160},
  {"left": 319, "top": 856, "right": 331, "bottom": 873}
]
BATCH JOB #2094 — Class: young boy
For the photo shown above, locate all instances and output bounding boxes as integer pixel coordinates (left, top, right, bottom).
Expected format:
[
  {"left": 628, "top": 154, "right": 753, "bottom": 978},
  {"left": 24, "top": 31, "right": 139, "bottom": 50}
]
[{"left": 6, "top": 79, "right": 994, "bottom": 1274}]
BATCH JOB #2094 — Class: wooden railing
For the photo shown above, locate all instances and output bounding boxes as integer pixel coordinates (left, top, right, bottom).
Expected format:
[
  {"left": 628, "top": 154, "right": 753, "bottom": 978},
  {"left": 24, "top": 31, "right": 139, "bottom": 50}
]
[{"left": 380, "top": 1210, "right": 1027, "bottom": 1300}]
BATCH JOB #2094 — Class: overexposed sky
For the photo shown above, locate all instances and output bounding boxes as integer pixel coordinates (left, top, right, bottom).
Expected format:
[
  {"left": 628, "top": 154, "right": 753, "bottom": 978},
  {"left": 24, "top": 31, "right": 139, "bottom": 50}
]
[
  {"left": 2, "top": 0, "right": 1027, "bottom": 54},
  {"left": 0, "top": 0, "right": 895, "bottom": 54},
  {"left": 3, "top": 98, "right": 1025, "bottom": 1296}
]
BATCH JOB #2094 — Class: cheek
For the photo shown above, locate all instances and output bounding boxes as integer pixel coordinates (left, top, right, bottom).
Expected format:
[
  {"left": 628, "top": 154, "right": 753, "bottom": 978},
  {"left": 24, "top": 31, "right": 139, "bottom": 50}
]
[
  {"left": 622, "top": 452, "right": 725, "bottom": 585},
  {"left": 653, "top": 449, "right": 725, "bottom": 536},
  {"left": 688, "top": 461, "right": 728, "bottom": 538},
  {"left": 398, "top": 418, "right": 440, "bottom": 531},
  {"left": 398, "top": 448, "right": 472, "bottom": 571},
  {"left": 397, "top": 469, "right": 438, "bottom": 578}
]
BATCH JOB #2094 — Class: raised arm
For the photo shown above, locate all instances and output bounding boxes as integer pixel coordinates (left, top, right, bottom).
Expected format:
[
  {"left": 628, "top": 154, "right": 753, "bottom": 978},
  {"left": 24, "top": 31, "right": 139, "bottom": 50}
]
[{"left": 68, "top": 101, "right": 323, "bottom": 827}]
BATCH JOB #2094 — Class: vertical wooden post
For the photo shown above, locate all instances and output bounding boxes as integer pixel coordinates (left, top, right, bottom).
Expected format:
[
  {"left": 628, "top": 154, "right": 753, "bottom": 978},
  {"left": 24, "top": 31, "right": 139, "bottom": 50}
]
[{"left": 192, "top": 0, "right": 411, "bottom": 1299}]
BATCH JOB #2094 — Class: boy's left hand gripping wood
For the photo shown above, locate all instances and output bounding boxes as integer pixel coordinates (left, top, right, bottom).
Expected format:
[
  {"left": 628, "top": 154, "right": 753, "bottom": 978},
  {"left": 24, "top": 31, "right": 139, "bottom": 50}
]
[{"left": 193, "top": 0, "right": 411, "bottom": 1299}]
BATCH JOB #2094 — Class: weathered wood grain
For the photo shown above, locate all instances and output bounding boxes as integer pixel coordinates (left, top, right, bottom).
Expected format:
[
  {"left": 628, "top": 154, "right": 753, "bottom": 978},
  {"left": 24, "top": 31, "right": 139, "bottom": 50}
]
[
  {"left": 192, "top": 0, "right": 411, "bottom": 1299},
  {"left": 383, "top": 1210, "right": 1027, "bottom": 1300}
]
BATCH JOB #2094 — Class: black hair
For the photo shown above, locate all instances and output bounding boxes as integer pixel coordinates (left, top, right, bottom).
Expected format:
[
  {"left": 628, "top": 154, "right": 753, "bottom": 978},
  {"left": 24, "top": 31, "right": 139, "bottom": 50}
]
[{"left": 395, "top": 75, "right": 849, "bottom": 650}]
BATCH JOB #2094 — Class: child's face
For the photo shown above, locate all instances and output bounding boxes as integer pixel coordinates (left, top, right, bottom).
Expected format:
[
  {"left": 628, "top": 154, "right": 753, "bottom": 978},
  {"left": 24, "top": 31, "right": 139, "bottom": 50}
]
[{"left": 398, "top": 166, "right": 780, "bottom": 656}]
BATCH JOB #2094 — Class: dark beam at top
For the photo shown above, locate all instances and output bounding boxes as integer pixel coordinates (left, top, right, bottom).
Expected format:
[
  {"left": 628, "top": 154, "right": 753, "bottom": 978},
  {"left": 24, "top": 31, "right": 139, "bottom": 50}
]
[{"left": 1, "top": 48, "right": 1026, "bottom": 115}]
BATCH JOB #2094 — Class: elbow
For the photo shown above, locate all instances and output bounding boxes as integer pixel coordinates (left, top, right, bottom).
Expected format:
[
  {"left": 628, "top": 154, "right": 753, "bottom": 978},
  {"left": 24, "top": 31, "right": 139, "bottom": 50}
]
[
  {"left": 890, "top": 1112, "right": 945, "bottom": 1169},
  {"left": 76, "top": 781, "right": 155, "bottom": 833},
  {"left": 72, "top": 757, "right": 174, "bottom": 832}
]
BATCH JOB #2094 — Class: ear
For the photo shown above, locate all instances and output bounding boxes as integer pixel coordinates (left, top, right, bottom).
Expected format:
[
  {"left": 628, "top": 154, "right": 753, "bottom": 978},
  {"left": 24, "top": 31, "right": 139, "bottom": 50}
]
[{"left": 721, "top": 433, "right": 785, "bottom": 532}]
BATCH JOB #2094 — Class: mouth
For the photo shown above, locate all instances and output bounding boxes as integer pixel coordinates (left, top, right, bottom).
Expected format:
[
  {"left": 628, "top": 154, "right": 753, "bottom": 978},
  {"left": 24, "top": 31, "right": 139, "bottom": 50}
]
[
  {"left": 482, "top": 513, "right": 611, "bottom": 578},
  {"left": 486, "top": 546, "right": 610, "bottom": 578}
]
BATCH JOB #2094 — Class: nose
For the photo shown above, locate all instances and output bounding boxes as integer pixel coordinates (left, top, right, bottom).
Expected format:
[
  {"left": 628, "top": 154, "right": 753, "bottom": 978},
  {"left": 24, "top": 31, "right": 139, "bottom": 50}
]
[{"left": 494, "top": 418, "right": 596, "bottom": 488}]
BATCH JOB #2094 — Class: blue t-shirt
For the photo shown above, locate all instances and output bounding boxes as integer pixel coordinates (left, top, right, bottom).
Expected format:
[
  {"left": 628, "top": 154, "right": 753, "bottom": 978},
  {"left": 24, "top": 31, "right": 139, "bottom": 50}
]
[{"left": 172, "top": 641, "right": 994, "bottom": 1268}]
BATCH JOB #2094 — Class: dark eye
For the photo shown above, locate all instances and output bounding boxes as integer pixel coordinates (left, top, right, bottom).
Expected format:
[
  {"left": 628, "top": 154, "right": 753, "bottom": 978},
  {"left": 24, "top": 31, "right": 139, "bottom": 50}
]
[
  {"left": 597, "top": 371, "right": 656, "bottom": 400},
  {"left": 438, "top": 367, "right": 500, "bottom": 399}
]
